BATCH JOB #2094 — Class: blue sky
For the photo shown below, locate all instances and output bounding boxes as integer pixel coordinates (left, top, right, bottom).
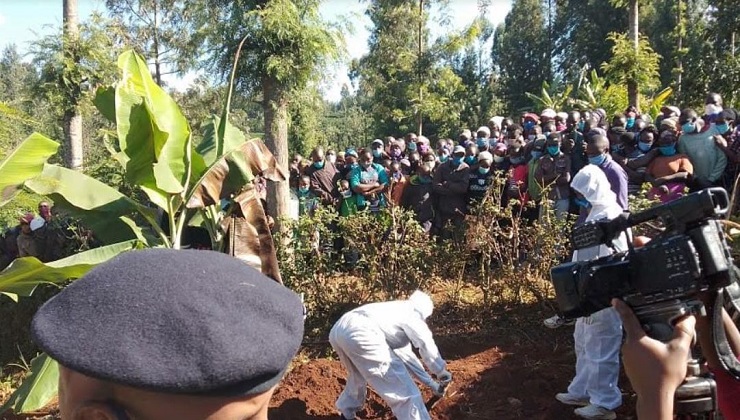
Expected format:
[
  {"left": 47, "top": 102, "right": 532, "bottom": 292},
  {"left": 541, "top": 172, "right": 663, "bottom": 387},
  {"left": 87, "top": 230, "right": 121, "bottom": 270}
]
[{"left": 0, "top": 0, "right": 512, "bottom": 101}]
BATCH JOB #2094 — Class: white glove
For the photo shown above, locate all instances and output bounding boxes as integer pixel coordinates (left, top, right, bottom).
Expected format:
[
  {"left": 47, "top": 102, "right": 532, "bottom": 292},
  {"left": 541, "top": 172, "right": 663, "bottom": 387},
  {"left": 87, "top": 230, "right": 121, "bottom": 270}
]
[
  {"left": 431, "top": 381, "right": 445, "bottom": 397},
  {"left": 438, "top": 370, "right": 452, "bottom": 383}
]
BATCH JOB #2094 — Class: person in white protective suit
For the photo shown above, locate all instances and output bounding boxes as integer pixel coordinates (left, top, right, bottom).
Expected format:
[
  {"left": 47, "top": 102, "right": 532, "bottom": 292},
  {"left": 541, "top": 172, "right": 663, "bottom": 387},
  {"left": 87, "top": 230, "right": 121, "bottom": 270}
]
[
  {"left": 329, "top": 290, "right": 451, "bottom": 420},
  {"left": 555, "top": 164, "right": 627, "bottom": 420}
]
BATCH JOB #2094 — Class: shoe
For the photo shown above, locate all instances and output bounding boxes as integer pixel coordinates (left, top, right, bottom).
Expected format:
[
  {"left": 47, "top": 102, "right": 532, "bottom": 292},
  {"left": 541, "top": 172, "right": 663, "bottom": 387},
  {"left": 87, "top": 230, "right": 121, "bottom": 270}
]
[
  {"left": 555, "top": 392, "right": 589, "bottom": 406},
  {"left": 544, "top": 314, "right": 574, "bottom": 328},
  {"left": 574, "top": 404, "right": 616, "bottom": 420}
]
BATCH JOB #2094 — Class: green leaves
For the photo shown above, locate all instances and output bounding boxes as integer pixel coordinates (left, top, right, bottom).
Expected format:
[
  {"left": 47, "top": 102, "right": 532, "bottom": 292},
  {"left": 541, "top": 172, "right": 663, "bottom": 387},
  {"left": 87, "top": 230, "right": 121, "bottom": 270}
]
[
  {"left": 0, "top": 133, "right": 59, "bottom": 206},
  {"left": 0, "top": 354, "right": 59, "bottom": 414},
  {"left": 0, "top": 240, "right": 140, "bottom": 302},
  {"left": 601, "top": 32, "right": 662, "bottom": 93},
  {"left": 113, "top": 50, "right": 192, "bottom": 210}
]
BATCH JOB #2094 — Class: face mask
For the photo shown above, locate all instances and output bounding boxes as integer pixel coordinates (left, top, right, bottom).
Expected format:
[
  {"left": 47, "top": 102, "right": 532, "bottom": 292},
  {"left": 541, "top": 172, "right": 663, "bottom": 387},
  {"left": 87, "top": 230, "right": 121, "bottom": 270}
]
[
  {"left": 574, "top": 197, "right": 591, "bottom": 208},
  {"left": 531, "top": 151, "right": 543, "bottom": 160},
  {"left": 341, "top": 189, "right": 352, "bottom": 198},
  {"left": 510, "top": 156, "right": 525, "bottom": 165},
  {"left": 478, "top": 166, "right": 490, "bottom": 175},
  {"left": 626, "top": 117, "right": 636, "bottom": 129},
  {"left": 390, "top": 149, "right": 402, "bottom": 158},
  {"left": 611, "top": 144, "right": 623, "bottom": 152},
  {"left": 556, "top": 123, "right": 566, "bottom": 132},
  {"left": 439, "top": 155, "right": 449, "bottom": 163},
  {"left": 477, "top": 138, "right": 487, "bottom": 148},
  {"left": 716, "top": 123, "right": 730, "bottom": 135},
  {"left": 464, "top": 155, "right": 476, "bottom": 165},
  {"left": 328, "top": 155, "right": 337, "bottom": 164},
  {"left": 313, "top": 161, "right": 325, "bottom": 169},
  {"left": 452, "top": 156, "right": 463, "bottom": 166},
  {"left": 524, "top": 121, "right": 536, "bottom": 130},
  {"left": 299, "top": 186, "right": 310, "bottom": 194},
  {"left": 577, "top": 121, "right": 585, "bottom": 131},
  {"left": 372, "top": 149, "right": 382, "bottom": 158},
  {"left": 589, "top": 154, "right": 607, "bottom": 166},
  {"left": 360, "top": 161, "right": 372, "bottom": 169},
  {"left": 493, "top": 155, "right": 505, "bottom": 163},
  {"left": 637, "top": 141, "right": 651, "bottom": 152},
  {"left": 547, "top": 146, "right": 560, "bottom": 156},
  {"left": 682, "top": 123, "right": 696, "bottom": 134},
  {"left": 659, "top": 144, "right": 677, "bottom": 156},
  {"left": 705, "top": 104, "right": 723, "bottom": 117},
  {"left": 527, "top": 134, "right": 536, "bottom": 142}
]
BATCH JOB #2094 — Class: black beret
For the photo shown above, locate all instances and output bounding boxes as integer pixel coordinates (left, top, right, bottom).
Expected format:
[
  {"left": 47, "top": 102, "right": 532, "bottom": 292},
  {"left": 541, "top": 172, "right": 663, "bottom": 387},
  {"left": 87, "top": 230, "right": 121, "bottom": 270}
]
[{"left": 32, "top": 249, "right": 304, "bottom": 397}]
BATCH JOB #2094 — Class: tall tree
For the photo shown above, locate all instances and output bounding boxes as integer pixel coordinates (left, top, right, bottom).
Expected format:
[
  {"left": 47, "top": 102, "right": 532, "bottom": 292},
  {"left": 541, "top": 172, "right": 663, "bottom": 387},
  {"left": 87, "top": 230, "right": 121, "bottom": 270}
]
[
  {"left": 491, "top": 0, "right": 549, "bottom": 113},
  {"left": 190, "top": 0, "right": 341, "bottom": 227},
  {"left": 63, "top": 0, "right": 83, "bottom": 170},
  {"left": 105, "top": 0, "right": 195, "bottom": 86}
]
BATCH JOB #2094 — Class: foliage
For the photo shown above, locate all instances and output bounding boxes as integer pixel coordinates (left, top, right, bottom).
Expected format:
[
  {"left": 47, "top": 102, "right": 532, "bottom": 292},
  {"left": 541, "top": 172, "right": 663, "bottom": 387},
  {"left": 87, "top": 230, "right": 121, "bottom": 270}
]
[
  {"left": 0, "top": 354, "right": 58, "bottom": 414},
  {"left": 601, "top": 32, "right": 662, "bottom": 97},
  {"left": 525, "top": 81, "right": 573, "bottom": 112}
]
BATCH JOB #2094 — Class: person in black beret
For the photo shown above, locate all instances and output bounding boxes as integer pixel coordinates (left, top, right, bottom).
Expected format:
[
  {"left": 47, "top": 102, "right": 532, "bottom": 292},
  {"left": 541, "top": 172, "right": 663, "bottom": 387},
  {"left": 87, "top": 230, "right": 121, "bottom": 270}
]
[
  {"left": 329, "top": 290, "right": 451, "bottom": 420},
  {"left": 31, "top": 248, "right": 304, "bottom": 420}
]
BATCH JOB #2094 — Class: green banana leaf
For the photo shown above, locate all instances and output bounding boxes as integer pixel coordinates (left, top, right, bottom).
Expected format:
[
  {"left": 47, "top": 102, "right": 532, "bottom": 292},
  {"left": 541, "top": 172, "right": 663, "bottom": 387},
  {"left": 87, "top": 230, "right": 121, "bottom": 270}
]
[
  {"left": 0, "top": 133, "right": 59, "bottom": 206},
  {"left": 0, "top": 240, "right": 140, "bottom": 301},
  {"left": 0, "top": 354, "right": 59, "bottom": 414},
  {"left": 25, "top": 165, "right": 155, "bottom": 245},
  {"left": 114, "top": 50, "right": 192, "bottom": 211}
]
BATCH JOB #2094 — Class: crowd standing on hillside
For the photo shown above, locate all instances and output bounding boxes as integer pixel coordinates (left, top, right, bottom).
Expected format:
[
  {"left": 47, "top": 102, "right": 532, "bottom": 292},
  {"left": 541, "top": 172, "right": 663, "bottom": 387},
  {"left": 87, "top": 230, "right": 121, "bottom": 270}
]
[
  {"left": 288, "top": 92, "right": 740, "bottom": 420},
  {"left": 0, "top": 201, "right": 69, "bottom": 270}
]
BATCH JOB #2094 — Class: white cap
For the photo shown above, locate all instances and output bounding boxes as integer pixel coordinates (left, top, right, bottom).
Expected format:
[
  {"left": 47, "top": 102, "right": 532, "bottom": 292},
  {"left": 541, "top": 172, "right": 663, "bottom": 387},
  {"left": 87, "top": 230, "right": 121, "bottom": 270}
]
[
  {"left": 541, "top": 108, "right": 556, "bottom": 118},
  {"left": 408, "top": 290, "right": 434, "bottom": 319},
  {"left": 477, "top": 151, "right": 494, "bottom": 163},
  {"left": 477, "top": 126, "right": 491, "bottom": 137},
  {"left": 30, "top": 217, "right": 45, "bottom": 232}
]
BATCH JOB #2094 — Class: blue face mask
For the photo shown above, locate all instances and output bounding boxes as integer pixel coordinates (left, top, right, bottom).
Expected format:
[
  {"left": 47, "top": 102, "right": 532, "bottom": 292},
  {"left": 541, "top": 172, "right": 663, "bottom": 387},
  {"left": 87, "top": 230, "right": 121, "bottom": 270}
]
[
  {"left": 659, "top": 144, "right": 677, "bottom": 156},
  {"left": 574, "top": 198, "right": 591, "bottom": 208},
  {"left": 524, "top": 121, "right": 536, "bottom": 130},
  {"left": 510, "top": 156, "right": 525, "bottom": 165},
  {"left": 477, "top": 138, "right": 487, "bottom": 148},
  {"left": 547, "top": 146, "right": 560, "bottom": 156},
  {"left": 372, "top": 149, "right": 382, "bottom": 158},
  {"left": 478, "top": 166, "right": 490, "bottom": 175},
  {"left": 299, "top": 186, "right": 310, "bottom": 195},
  {"left": 313, "top": 161, "right": 324, "bottom": 169},
  {"left": 637, "top": 141, "right": 651, "bottom": 152},
  {"left": 682, "top": 123, "right": 696, "bottom": 134},
  {"left": 451, "top": 156, "right": 463, "bottom": 166},
  {"left": 626, "top": 117, "right": 636, "bottom": 129},
  {"left": 439, "top": 155, "right": 449, "bottom": 163},
  {"left": 464, "top": 155, "right": 477, "bottom": 165},
  {"left": 589, "top": 154, "right": 607, "bottom": 166},
  {"left": 716, "top": 123, "right": 730, "bottom": 135},
  {"left": 531, "top": 151, "right": 543, "bottom": 160},
  {"left": 611, "top": 144, "right": 623, "bottom": 153},
  {"left": 577, "top": 121, "right": 585, "bottom": 131}
]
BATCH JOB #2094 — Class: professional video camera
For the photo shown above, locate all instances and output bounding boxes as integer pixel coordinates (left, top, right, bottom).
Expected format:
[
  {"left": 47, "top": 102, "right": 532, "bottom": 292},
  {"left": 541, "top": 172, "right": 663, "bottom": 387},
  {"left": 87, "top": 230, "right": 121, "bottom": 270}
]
[{"left": 551, "top": 187, "right": 732, "bottom": 340}]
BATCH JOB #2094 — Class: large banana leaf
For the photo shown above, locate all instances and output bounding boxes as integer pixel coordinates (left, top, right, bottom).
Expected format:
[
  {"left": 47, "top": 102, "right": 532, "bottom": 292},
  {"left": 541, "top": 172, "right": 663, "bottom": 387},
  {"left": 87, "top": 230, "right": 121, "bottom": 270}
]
[
  {"left": 0, "top": 240, "right": 139, "bottom": 301},
  {"left": 0, "top": 354, "right": 58, "bottom": 414},
  {"left": 186, "top": 138, "right": 286, "bottom": 209},
  {"left": 114, "top": 50, "right": 191, "bottom": 211},
  {"left": 26, "top": 165, "right": 156, "bottom": 245},
  {"left": 197, "top": 115, "right": 248, "bottom": 168},
  {"left": 0, "top": 133, "right": 59, "bottom": 206}
]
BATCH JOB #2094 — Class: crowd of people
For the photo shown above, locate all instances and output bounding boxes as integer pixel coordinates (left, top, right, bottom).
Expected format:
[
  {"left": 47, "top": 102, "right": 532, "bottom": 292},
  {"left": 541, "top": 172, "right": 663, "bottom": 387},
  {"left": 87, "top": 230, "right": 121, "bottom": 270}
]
[{"left": 0, "top": 201, "right": 66, "bottom": 270}]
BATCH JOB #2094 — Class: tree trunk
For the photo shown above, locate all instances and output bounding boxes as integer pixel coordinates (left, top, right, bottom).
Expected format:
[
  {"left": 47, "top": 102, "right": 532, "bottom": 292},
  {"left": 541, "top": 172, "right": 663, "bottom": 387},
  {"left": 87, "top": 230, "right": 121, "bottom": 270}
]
[
  {"left": 263, "top": 76, "right": 290, "bottom": 232},
  {"left": 628, "top": 0, "right": 639, "bottom": 108},
  {"left": 63, "top": 0, "right": 83, "bottom": 170},
  {"left": 153, "top": 1, "right": 162, "bottom": 86},
  {"left": 417, "top": 0, "right": 424, "bottom": 135}
]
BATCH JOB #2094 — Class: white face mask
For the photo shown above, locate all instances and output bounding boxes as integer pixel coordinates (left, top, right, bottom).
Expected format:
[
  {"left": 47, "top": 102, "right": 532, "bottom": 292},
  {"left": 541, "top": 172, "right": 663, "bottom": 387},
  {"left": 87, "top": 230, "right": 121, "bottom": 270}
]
[
  {"left": 705, "top": 104, "right": 723, "bottom": 116},
  {"left": 328, "top": 155, "right": 337, "bottom": 164},
  {"left": 493, "top": 155, "right": 505, "bottom": 163}
]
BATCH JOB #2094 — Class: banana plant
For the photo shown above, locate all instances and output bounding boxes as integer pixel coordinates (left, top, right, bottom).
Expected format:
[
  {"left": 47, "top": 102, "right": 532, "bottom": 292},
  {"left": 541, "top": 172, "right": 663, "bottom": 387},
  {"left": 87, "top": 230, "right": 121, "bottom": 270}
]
[{"left": 524, "top": 81, "right": 573, "bottom": 111}]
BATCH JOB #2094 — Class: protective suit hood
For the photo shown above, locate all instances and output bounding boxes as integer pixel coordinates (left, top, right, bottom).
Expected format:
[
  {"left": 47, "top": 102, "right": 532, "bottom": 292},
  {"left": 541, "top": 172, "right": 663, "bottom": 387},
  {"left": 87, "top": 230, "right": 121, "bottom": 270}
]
[
  {"left": 408, "top": 290, "right": 434, "bottom": 319},
  {"left": 571, "top": 165, "right": 622, "bottom": 222}
]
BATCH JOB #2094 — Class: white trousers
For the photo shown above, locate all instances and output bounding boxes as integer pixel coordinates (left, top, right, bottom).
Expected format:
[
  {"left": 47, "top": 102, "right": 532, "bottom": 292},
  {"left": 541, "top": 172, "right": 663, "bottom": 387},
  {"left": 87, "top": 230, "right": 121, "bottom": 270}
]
[
  {"left": 567, "top": 307, "right": 623, "bottom": 410},
  {"left": 329, "top": 312, "right": 430, "bottom": 420}
]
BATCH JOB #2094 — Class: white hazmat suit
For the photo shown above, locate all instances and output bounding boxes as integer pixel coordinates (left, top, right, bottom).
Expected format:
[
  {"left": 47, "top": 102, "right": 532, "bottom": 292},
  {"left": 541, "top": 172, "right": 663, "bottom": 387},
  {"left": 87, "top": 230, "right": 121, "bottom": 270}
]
[
  {"left": 329, "top": 291, "right": 448, "bottom": 420},
  {"left": 566, "top": 164, "right": 626, "bottom": 412}
]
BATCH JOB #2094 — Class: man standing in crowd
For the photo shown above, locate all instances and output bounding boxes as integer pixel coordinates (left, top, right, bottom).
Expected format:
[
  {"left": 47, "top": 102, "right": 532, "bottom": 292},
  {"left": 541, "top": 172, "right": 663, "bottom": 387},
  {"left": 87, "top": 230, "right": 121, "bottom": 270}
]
[
  {"left": 433, "top": 145, "right": 471, "bottom": 237},
  {"left": 677, "top": 108, "right": 726, "bottom": 190},
  {"left": 330, "top": 291, "right": 451, "bottom": 420},
  {"left": 349, "top": 150, "right": 389, "bottom": 212},
  {"left": 536, "top": 134, "right": 571, "bottom": 219},
  {"left": 305, "top": 146, "right": 340, "bottom": 208},
  {"left": 585, "top": 135, "right": 629, "bottom": 211},
  {"left": 402, "top": 153, "right": 437, "bottom": 232}
]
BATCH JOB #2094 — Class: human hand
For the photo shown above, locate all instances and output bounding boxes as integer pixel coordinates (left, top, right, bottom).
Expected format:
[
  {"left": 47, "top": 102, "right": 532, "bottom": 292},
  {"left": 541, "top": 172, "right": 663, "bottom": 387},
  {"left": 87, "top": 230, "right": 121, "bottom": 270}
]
[
  {"left": 438, "top": 370, "right": 452, "bottom": 383},
  {"left": 612, "top": 298, "right": 694, "bottom": 404},
  {"left": 714, "top": 135, "right": 728, "bottom": 148}
]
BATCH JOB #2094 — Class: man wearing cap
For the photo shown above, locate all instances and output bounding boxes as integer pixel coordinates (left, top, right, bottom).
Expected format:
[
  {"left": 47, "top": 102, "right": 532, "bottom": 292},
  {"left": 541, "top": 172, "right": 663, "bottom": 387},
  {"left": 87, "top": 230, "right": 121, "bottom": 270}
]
[
  {"left": 468, "top": 151, "right": 496, "bottom": 205},
  {"left": 535, "top": 133, "right": 571, "bottom": 219},
  {"left": 330, "top": 291, "right": 451, "bottom": 420},
  {"left": 433, "top": 145, "right": 471, "bottom": 237},
  {"left": 371, "top": 139, "right": 389, "bottom": 165},
  {"left": 31, "top": 249, "right": 305, "bottom": 420},
  {"left": 540, "top": 108, "right": 557, "bottom": 125}
]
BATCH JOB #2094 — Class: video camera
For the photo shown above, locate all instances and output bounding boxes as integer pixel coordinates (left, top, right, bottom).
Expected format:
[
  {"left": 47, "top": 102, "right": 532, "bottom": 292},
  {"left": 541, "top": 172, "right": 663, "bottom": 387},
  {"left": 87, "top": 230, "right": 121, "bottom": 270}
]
[{"left": 550, "top": 187, "right": 732, "bottom": 341}]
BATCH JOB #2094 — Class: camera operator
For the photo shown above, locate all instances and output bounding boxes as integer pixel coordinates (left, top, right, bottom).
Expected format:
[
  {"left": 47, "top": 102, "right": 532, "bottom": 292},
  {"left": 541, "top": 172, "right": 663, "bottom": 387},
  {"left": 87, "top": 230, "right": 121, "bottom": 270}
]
[
  {"left": 613, "top": 236, "right": 740, "bottom": 419},
  {"left": 555, "top": 164, "right": 628, "bottom": 420}
]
